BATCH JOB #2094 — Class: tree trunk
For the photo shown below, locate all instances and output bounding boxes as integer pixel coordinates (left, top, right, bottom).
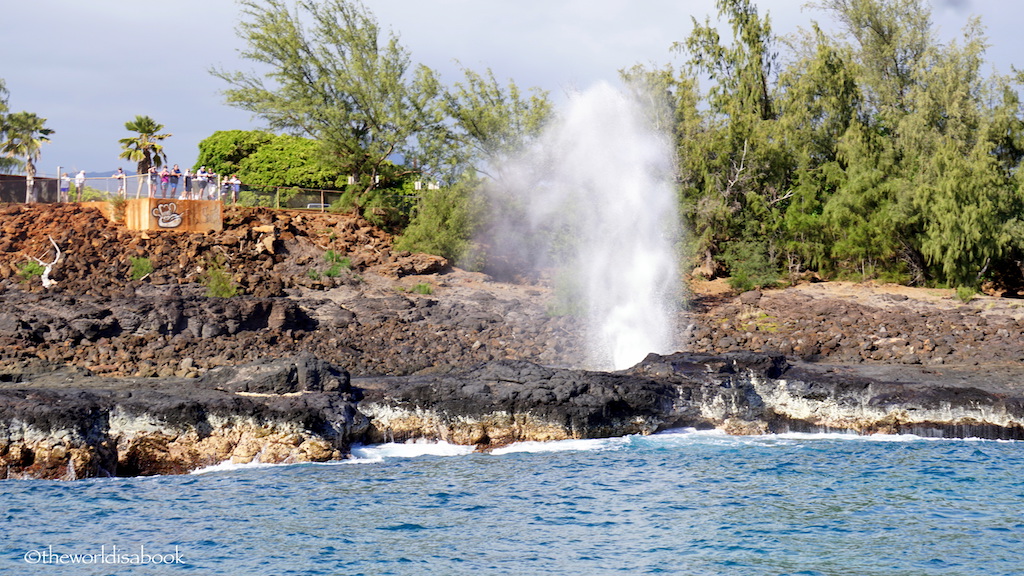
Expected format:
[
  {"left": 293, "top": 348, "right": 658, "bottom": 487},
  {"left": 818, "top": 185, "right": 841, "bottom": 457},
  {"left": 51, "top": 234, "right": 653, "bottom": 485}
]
[{"left": 25, "top": 159, "right": 36, "bottom": 203}]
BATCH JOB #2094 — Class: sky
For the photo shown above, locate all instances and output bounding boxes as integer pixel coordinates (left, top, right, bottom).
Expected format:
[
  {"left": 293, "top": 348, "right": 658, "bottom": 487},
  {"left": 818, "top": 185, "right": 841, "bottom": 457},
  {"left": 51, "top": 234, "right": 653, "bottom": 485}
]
[{"left": 2, "top": 0, "right": 1020, "bottom": 177}]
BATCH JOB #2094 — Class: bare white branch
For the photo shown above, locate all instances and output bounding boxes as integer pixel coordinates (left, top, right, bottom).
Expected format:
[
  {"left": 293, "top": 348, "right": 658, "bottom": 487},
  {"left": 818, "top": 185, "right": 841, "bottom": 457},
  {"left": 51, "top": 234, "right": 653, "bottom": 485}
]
[{"left": 31, "top": 235, "right": 61, "bottom": 288}]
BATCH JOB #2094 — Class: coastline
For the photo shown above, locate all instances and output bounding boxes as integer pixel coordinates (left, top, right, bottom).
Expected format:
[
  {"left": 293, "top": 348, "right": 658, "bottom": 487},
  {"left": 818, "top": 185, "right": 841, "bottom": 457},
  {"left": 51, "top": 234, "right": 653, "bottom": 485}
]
[
  {"left": 2, "top": 351, "right": 1022, "bottom": 480},
  {"left": 2, "top": 203, "right": 1024, "bottom": 479}
]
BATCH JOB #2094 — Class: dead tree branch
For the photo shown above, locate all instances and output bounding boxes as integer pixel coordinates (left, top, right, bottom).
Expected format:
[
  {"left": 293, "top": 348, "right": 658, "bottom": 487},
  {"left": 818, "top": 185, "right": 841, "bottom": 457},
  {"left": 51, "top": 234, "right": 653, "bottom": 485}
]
[{"left": 31, "top": 235, "right": 61, "bottom": 288}]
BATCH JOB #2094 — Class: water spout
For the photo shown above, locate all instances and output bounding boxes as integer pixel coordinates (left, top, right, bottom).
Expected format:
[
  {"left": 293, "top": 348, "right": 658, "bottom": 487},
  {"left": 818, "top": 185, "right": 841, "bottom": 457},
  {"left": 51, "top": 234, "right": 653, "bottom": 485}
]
[{"left": 483, "top": 82, "right": 680, "bottom": 370}]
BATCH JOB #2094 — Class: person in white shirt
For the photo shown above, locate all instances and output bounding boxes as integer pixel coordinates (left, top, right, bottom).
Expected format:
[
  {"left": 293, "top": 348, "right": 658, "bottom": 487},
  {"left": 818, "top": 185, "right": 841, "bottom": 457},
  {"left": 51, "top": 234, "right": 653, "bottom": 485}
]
[
  {"left": 74, "top": 170, "right": 86, "bottom": 200},
  {"left": 195, "top": 166, "right": 209, "bottom": 199}
]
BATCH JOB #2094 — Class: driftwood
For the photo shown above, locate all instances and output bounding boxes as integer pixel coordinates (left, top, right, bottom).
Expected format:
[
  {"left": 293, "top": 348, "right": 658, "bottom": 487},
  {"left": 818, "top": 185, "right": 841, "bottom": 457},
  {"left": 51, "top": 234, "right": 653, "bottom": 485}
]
[{"left": 30, "top": 235, "right": 61, "bottom": 288}]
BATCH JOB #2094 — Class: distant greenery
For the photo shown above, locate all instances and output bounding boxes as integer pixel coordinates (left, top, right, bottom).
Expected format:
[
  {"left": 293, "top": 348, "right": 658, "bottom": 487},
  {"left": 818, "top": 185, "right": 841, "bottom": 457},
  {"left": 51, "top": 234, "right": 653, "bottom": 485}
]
[{"left": 76, "top": 186, "right": 109, "bottom": 202}]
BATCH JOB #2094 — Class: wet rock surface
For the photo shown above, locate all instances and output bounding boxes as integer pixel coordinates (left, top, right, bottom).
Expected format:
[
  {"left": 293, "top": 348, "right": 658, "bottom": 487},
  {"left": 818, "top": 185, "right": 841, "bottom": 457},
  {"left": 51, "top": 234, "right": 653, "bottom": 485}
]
[
  {"left": 0, "top": 354, "right": 367, "bottom": 479},
  {"left": 7, "top": 349, "right": 1022, "bottom": 479}
]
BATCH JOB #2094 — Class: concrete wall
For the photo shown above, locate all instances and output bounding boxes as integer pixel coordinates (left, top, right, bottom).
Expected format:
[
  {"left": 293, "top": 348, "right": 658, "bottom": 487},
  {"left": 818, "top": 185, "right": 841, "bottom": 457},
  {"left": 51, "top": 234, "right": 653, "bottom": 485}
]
[{"left": 122, "top": 198, "right": 222, "bottom": 233}]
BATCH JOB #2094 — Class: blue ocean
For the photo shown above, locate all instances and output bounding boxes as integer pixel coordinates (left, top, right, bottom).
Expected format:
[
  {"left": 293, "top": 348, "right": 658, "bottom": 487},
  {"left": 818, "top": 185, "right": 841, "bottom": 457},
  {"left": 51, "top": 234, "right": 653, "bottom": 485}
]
[{"left": 2, "top": 430, "right": 1022, "bottom": 575}]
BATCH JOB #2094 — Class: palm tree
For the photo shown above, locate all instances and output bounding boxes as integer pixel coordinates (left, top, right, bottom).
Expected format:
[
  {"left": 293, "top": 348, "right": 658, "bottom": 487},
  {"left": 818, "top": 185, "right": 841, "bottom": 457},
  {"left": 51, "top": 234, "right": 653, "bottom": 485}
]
[
  {"left": 0, "top": 111, "right": 54, "bottom": 202},
  {"left": 118, "top": 115, "right": 171, "bottom": 197}
]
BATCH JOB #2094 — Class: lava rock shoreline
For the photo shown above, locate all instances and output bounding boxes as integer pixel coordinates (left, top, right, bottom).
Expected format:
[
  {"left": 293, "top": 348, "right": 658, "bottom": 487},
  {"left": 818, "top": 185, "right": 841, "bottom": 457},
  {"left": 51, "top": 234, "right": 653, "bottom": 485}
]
[
  {"left": 3, "top": 203, "right": 1024, "bottom": 480},
  {"left": 3, "top": 352, "right": 1022, "bottom": 480}
]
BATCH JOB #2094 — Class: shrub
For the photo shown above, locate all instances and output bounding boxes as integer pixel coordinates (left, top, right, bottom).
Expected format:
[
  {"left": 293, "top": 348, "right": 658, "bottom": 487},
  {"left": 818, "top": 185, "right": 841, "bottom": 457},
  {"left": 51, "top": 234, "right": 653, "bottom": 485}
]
[
  {"left": 129, "top": 256, "right": 153, "bottom": 281},
  {"left": 395, "top": 178, "right": 482, "bottom": 264},
  {"left": 412, "top": 283, "right": 433, "bottom": 295},
  {"left": 109, "top": 196, "right": 127, "bottom": 222},
  {"left": 722, "top": 240, "right": 778, "bottom": 293},
  {"left": 955, "top": 285, "right": 977, "bottom": 303},
  {"left": 17, "top": 260, "right": 44, "bottom": 282},
  {"left": 545, "top": 270, "right": 585, "bottom": 317},
  {"left": 202, "top": 257, "right": 239, "bottom": 297}
]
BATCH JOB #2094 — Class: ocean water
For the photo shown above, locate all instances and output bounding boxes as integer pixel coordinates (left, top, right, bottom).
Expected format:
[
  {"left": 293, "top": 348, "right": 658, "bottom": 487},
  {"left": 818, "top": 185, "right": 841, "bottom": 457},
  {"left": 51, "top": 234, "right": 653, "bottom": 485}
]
[{"left": 2, "top": 430, "right": 1022, "bottom": 576}]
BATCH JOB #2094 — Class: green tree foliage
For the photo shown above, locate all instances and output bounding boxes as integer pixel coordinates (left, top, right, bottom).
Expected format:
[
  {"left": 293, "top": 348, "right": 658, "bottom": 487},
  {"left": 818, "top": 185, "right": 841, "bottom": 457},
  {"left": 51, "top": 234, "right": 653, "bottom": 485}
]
[
  {"left": 195, "top": 130, "right": 347, "bottom": 193},
  {"left": 212, "top": 0, "right": 441, "bottom": 195},
  {"left": 395, "top": 176, "right": 484, "bottom": 264},
  {"left": 236, "top": 133, "right": 344, "bottom": 190},
  {"left": 0, "top": 110, "right": 54, "bottom": 202},
  {"left": 207, "top": 0, "right": 552, "bottom": 263},
  {"left": 206, "top": 0, "right": 1024, "bottom": 291},
  {"left": 630, "top": 0, "right": 1024, "bottom": 291},
  {"left": 810, "top": 0, "right": 932, "bottom": 125},
  {"left": 193, "top": 129, "right": 273, "bottom": 176},
  {"left": 436, "top": 66, "right": 552, "bottom": 181},
  {"left": 671, "top": 0, "right": 787, "bottom": 279}
]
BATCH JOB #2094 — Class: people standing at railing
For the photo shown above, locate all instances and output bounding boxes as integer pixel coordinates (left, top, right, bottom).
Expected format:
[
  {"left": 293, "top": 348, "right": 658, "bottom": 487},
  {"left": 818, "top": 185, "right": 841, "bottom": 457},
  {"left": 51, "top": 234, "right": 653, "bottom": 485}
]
[
  {"left": 60, "top": 173, "right": 70, "bottom": 202},
  {"left": 75, "top": 170, "right": 86, "bottom": 201},
  {"left": 195, "top": 166, "right": 209, "bottom": 199},
  {"left": 113, "top": 167, "right": 126, "bottom": 197},
  {"left": 182, "top": 168, "right": 192, "bottom": 199},
  {"left": 169, "top": 164, "right": 181, "bottom": 198},
  {"left": 159, "top": 166, "right": 170, "bottom": 198},
  {"left": 206, "top": 170, "right": 218, "bottom": 200},
  {"left": 228, "top": 172, "right": 241, "bottom": 203},
  {"left": 147, "top": 166, "right": 158, "bottom": 198}
]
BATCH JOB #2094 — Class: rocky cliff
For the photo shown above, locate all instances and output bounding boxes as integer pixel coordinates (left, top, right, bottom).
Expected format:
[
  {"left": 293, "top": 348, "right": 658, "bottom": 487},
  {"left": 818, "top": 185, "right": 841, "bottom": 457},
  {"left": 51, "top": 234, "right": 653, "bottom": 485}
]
[
  {"left": 0, "top": 354, "right": 366, "bottom": 479},
  {"left": 4, "top": 351, "right": 1022, "bottom": 480},
  {"left": 360, "top": 352, "right": 1024, "bottom": 446}
]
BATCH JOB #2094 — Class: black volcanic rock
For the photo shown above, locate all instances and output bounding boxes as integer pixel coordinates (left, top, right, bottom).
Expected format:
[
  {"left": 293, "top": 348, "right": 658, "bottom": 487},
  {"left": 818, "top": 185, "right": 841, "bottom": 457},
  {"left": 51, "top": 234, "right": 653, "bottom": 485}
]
[
  {"left": 0, "top": 356, "right": 368, "bottom": 480},
  {"left": 359, "top": 352, "right": 1024, "bottom": 446}
]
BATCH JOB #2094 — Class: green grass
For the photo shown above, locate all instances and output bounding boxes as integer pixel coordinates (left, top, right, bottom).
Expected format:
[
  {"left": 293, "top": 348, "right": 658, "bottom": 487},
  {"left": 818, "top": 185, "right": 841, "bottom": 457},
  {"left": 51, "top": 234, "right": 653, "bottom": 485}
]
[
  {"left": 129, "top": 256, "right": 153, "bottom": 281},
  {"left": 324, "top": 250, "right": 350, "bottom": 267}
]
